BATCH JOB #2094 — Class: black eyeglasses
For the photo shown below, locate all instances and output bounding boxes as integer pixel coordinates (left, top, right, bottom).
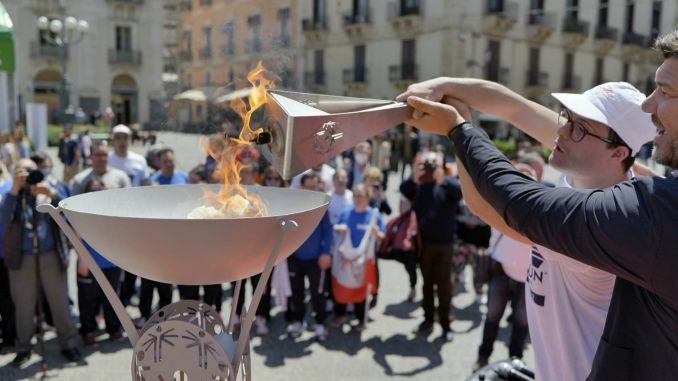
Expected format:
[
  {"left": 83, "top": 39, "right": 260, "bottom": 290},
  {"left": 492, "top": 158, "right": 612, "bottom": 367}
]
[{"left": 558, "top": 109, "right": 617, "bottom": 145}]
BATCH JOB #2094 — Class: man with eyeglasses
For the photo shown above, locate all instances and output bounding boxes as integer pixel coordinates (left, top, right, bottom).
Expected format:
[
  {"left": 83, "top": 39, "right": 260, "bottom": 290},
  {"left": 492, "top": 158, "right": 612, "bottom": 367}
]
[
  {"left": 397, "top": 79, "right": 654, "bottom": 380},
  {"left": 398, "top": 30, "right": 678, "bottom": 380}
]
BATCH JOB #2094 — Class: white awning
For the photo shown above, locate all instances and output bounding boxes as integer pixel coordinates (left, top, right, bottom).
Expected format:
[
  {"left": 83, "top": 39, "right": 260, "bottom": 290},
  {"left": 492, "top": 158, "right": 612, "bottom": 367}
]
[
  {"left": 173, "top": 89, "right": 207, "bottom": 102},
  {"left": 214, "top": 87, "right": 253, "bottom": 103}
]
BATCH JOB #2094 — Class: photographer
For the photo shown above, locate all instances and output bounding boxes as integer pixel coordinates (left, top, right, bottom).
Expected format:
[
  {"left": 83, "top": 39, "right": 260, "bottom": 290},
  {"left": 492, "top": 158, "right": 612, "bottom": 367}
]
[
  {"left": 400, "top": 151, "right": 462, "bottom": 341},
  {"left": 1, "top": 159, "right": 80, "bottom": 367}
]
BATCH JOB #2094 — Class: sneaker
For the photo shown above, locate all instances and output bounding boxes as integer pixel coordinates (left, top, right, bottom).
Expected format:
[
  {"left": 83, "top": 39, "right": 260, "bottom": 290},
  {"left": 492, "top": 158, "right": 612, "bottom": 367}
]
[
  {"left": 286, "top": 322, "right": 303, "bottom": 338},
  {"left": 325, "top": 300, "right": 334, "bottom": 313},
  {"left": 473, "top": 356, "right": 489, "bottom": 372},
  {"left": 314, "top": 325, "right": 327, "bottom": 342},
  {"left": 415, "top": 320, "right": 434, "bottom": 335},
  {"left": 330, "top": 315, "right": 347, "bottom": 328},
  {"left": 475, "top": 294, "right": 488, "bottom": 305},
  {"left": 134, "top": 317, "right": 147, "bottom": 330},
  {"left": 408, "top": 287, "right": 416, "bottom": 303},
  {"left": 109, "top": 331, "right": 125, "bottom": 343},
  {"left": 61, "top": 347, "right": 82, "bottom": 363},
  {"left": 442, "top": 329, "right": 454, "bottom": 342},
  {"left": 352, "top": 323, "right": 366, "bottom": 332},
  {"left": 82, "top": 333, "right": 98, "bottom": 348},
  {"left": 254, "top": 317, "right": 269, "bottom": 336},
  {"left": 11, "top": 351, "right": 31, "bottom": 368}
]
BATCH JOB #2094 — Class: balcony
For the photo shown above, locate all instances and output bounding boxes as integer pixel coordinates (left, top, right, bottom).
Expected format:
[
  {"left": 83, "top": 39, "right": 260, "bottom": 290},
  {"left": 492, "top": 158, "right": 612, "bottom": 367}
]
[
  {"left": 593, "top": 25, "right": 618, "bottom": 53},
  {"left": 388, "top": 0, "right": 424, "bottom": 31},
  {"left": 199, "top": 0, "right": 211, "bottom": 5},
  {"left": 302, "top": 18, "right": 329, "bottom": 43},
  {"left": 343, "top": 11, "right": 372, "bottom": 38},
  {"left": 108, "top": 49, "right": 142, "bottom": 65},
  {"left": 30, "top": 0, "right": 60, "bottom": 14},
  {"left": 622, "top": 32, "right": 647, "bottom": 60},
  {"left": 561, "top": 74, "right": 581, "bottom": 92},
  {"left": 275, "top": 34, "right": 291, "bottom": 48},
  {"left": 30, "top": 41, "right": 65, "bottom": 60},
  {"left": 482, "top": 1, "right": 518, "bottom": 36},
  {"left": 178, "top": 50, "right": 193, "bottom": 62},
  {"left": 343, "top": 68, "right": 369, "bottom": 94},
  {"left": 524, "top": 70, "right": 548, "bottom": 98},
  {"left": 526, "top": 12, "right": 556, "bottom": 44},
  {"left": 244, "top": 39, "right": 262, "bottom": 54},
  {"left": 561, "top": 17, "right": 589, "bottom": 49},
  {"left": 199, "top": 46, "right": 212, "bottom": 59},
  {"left": 220, "top": 44, "right": 235, "bottom": 56},
  {"left": 389, "top": 64, "right": 418, "bottom": 90}
]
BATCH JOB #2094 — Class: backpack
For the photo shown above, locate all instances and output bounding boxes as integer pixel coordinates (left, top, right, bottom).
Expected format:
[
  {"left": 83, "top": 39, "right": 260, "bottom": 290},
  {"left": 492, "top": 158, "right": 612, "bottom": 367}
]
[{"left": 378, "top": 209, "right": 420, "bottom": 260}]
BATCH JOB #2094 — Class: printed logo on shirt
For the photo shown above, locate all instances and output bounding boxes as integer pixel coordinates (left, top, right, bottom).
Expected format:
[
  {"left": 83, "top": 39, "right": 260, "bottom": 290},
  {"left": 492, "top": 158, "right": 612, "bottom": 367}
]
[{"left": 527, "top": 246, "right": 547, "bottom": 307}]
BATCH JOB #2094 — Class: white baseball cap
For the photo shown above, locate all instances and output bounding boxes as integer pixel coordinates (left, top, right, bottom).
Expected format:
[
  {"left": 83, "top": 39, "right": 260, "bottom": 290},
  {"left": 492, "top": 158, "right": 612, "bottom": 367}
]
[
  {"left": 551, "top": 82, "right": 655, "bottom": 155},
  {"left": 111, "top": 124, "right": 131, "bottom": 136}
]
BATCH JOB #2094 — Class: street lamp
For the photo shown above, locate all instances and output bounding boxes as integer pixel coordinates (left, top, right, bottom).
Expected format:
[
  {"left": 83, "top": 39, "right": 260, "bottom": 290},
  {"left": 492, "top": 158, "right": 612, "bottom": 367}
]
[{"left": 36, "top": 0, "right": 88, "bottom": 125}]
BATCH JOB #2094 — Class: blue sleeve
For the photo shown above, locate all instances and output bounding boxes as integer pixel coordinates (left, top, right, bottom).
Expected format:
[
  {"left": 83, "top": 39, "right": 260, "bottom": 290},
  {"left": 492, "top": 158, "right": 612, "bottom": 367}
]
[
  {"left": 320, "top": 212, "right": 333, "bottom": 255},
  {"left": 0, "top": 193, "right": 17, "bottom": 225},
  {"left": 337, "top": 209, "right": 349, "bottom": 225},
  {"left": 451, "top": 124, "right": 661, "bottom": 293},
  {"left": 376, "top": 210, "right": 385, "bottom": 233}
]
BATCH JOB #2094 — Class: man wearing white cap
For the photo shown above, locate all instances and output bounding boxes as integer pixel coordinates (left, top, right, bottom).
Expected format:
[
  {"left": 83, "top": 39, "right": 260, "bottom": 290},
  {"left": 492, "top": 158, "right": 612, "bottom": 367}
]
[
  {"left": 400, "top": 30, "right": 678, "bottom": 379},
  {"left": 108, "top": 124, "right": 148, "bottom": 187},
  {"left": 397, "top": 79, "right": 655, "bottom": 380}
]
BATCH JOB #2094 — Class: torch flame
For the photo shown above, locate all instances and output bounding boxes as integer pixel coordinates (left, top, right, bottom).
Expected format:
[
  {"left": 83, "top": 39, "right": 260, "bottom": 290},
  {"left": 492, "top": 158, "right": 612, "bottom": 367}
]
[{"left": 190, "top": 62, "right": 273, "bottom": 219}]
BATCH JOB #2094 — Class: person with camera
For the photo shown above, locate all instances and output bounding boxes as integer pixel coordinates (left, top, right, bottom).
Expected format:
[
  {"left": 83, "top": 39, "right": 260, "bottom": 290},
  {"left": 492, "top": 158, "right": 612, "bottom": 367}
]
[
  {"left": 400, "top": 150, "right": 462, "bottom": 341},
  {"left": 1, "top": 158, "right": 81, "bottom": 367}
]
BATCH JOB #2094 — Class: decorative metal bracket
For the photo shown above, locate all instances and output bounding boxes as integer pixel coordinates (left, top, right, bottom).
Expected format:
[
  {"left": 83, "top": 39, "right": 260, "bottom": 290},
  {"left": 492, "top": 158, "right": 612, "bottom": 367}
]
[{"left": 313, "top": 121, "right": 344, "bottom": 154}]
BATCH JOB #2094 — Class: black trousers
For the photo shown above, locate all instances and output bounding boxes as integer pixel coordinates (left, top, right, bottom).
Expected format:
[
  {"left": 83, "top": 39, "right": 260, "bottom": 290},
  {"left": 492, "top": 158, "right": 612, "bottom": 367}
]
[
  {"left": 334, "top": 301, "right": 367, "bottom": 323},
  {"left": 77, "top": 267, "right": 122, "bottom": 335},
  {"left": 288, "top": 256, "right": 326, "bottom": 325},
  {"left": 232, "top": 274, "right": 272, "bottom": 320},
  {"left": 177, "top": 285, "right": 200, "bottom": 300},
  {"left": 204, "top": 284, "right": 222, "bottom": 312},
  {"left": 139, "top": 278, "right": 173, "bottom": 319},
  {"left": 0, "top": 258, "right": 16, "bottom": 346},
  {"left": 420, "top": 243, "right": 454, "bottom": 329},
  {"left": 120, "top": 271, "right": 137, "bottom": 306},
  {"left": 478, "top": 260, "right": 529, "bottom": 359}
]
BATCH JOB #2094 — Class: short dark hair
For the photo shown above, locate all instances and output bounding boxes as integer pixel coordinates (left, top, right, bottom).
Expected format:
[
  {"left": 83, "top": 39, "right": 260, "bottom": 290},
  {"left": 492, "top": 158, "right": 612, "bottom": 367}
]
[
  {"left": 156, "top": 147, "right": 174, "bottom": 158},
  {"left": 654, "top": 30, "right": 678, "bottom": 59},
  {"left": 606, "top": 129, "right": 635, "bottom": 171},
  {"left": 300, "top": 172, "right": 320, "bottom": 187}
]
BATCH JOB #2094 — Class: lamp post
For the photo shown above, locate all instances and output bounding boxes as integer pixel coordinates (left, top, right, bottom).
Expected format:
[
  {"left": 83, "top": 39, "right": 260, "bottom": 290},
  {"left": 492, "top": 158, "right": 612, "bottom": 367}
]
[{"left": 36, "top": 0, "right": 88, "bottom": 125}]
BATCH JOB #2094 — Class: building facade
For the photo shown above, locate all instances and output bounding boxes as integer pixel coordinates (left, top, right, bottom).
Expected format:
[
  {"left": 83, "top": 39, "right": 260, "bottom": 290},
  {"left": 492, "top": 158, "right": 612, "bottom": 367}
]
[{"left": 5, "top": 0, "right": 164, "bottom": 126}]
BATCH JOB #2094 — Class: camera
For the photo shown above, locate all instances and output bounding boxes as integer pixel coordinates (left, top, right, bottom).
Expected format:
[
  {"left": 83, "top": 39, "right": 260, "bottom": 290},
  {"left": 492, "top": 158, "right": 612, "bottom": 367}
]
[
  {"left": 26, "top": 169, "right": 45, "bottom": 185},
  {"left": 421, "top": 159, "right": 438, "bottom": 176}
]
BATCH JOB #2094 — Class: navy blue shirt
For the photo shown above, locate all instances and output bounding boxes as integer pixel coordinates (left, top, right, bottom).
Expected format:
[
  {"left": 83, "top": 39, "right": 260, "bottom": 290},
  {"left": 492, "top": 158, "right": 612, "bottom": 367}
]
[
  {"left": 0, "top": 179, "right": 13, "bottom": 259},
  {"left": 293, "top": 211, "right": 333, "bottom": 260},
  {"left": 409, "top": 176, "right": 462, "bottom": 245}
]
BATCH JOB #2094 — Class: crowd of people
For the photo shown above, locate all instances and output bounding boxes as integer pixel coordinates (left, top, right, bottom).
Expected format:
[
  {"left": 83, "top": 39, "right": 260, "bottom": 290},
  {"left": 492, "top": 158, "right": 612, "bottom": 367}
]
[{"left": 1, "top": 29, "right": 676, "bottom": 381}]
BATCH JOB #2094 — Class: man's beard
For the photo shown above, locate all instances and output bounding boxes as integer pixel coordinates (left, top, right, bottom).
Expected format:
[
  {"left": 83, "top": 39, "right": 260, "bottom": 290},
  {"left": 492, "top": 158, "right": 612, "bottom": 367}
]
[{"left": 654, "top": 134, "right": 678, "bottom": 169}]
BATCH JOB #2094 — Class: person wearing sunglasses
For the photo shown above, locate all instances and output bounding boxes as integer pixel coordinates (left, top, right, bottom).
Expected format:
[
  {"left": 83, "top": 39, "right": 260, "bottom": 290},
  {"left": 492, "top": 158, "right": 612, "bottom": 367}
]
[{"left": 398, "top": 79, "right": 655, "bottom": 381}]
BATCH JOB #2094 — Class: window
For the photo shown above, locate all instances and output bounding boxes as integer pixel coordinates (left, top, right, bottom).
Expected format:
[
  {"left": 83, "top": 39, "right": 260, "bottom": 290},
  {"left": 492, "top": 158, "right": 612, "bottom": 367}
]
[
  {"left": 353, "top": 0, "right": 369, "bottom": 18},
  {"left": 622, "top": 62, "right": 630, "bottom": 82},
  {"left": 314, "top": 50, "right": 324, "bottom": 84},
  {"left": 183, "top": 30, "right": 192, "bottom": 52},
  {"left": 354, "top": 45, "right": 366, "bottom": 82},
  {"left": 650, "top": 1, "right": 662, "bottom": 41},
  {"left": 116, "top": 26, "right": 132, "bottom": 52},
  {"left": 625, "top": 0, "right": 634, "bottom": 33},
  {"left": 248, "top": 15, "right": 261, "bottom": 52},
  {"left": 278, "top": 8, "right": 291, "bottom": 47},
  {"left": 486, "top": 40, "right": 500, "bottom": 82},
  {"left": 222, "top": 21, "right": 235, "bottom": 54},
  {"left": 205, "top": 71, "right": 211, "bottom": 85},
  {"left": 565, "top": 0, "right": 579, "bottom": 20},
  {"left": 203, "top": 26, "right": 212, "bottom": 56},
  {"left": 598, "top": 0, "right": 609, "bottom": 27},
  {"left": 594, "top": 57, "right": 604, "bottom": 85},
  {"left": 402, "top": 39, "right": 416, "bottom": 79},
  {"left": 528, "top": 47, "right": 540, "bottom": 85},
  {"left": 313, "top": 0, "right": 327, "bottom": 24},
  {"left": 563, "top": 53, "right": 575, "bottom": 88},
  {"left": 529, "top": 0, "right": 545, "bottom": 24}
]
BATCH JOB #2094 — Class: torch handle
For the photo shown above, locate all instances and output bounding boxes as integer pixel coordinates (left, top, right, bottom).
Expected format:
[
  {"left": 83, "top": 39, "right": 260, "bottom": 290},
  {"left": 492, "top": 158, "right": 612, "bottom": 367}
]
[{"left": 37, "top": 204, "right": 140, "bottom": 346}]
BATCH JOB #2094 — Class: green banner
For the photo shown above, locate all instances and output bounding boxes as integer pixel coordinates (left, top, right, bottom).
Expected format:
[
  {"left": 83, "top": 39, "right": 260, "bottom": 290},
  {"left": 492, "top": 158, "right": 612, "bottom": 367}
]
[{"left": 0, "top": 2, "right": 14, "bottom": 72}]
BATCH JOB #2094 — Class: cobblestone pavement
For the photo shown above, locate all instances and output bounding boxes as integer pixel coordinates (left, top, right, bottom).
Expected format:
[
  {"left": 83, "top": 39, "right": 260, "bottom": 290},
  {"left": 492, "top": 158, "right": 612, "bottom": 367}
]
[{"left": 0, "top": 132, "right": 534, "bottom": 380}]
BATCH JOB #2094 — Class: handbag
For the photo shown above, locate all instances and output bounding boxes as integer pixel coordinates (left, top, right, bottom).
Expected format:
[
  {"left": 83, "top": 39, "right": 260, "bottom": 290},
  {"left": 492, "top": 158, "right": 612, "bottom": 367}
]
[{"left": 332, "top": 209, "right": 378, "bottom": 289}]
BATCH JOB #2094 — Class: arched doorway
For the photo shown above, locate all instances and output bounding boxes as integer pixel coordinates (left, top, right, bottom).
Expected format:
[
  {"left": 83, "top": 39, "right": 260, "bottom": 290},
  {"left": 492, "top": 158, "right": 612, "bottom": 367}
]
[
  {"left": 111, "top": 74, "right": 137, "bottom": 125},
  {"left": 33, "top": 69, "right": 61, "bottom": 123}
]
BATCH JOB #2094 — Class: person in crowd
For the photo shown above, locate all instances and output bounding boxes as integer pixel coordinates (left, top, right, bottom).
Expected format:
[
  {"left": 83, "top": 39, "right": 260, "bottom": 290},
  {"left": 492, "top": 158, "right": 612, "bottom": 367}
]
[
  {"left": 12, "top": 128, "right": 30, "bottom": 160},
  {"left": 363, "top": 166, "right": 392, "bottom": 216},
  {"left": 31, "top": 152, "right": 69, "bottom": 200},
  {"left": 290, "top": 162, "right": 336, "bottom": 193},
  {"left": 1, "top": 159, "right": 81, "bottom": 367},
  {"left": 58, "top": 125, "right": 81, "bottom": 183},
  {"left": 287, "top": 172, "right": 333, "bottom": 341},
  {"left": 70, "top": 141, "right": 131, "bottom": 346},
  {"left": 372, "top": 133, "right": 392, "bottom": 189},
  {"left": 397, "top": 32, "right": 674, "bottom": 377},
  {"left": 0, "top": 162, "right": 14, "bottom": 354},
  {"left": 107, "top": 124, "right": 149, "bottom": 309},
  {"left": 400, "top": 151, "right": 461, "bottom": 341},
  {"left": 332, "top": 183, "right": 385, "bottom": 331},
  {"left": 149, "top": 148, "right": 188, "bottom": 185},
  {"left": 0, "top": 132, "right": 16, "bottom": 170},
  {"left": 80, "top": 129, "right": 92, "bottom": 168},
  {"left": 327, "top": 168, "right": 353, "bottom": 226},
  {"left": 347, "top": 142, "right": 371, "bottom": 189},
  {"left": 473, "top": 163, "right": 536, "bottom": 370}
]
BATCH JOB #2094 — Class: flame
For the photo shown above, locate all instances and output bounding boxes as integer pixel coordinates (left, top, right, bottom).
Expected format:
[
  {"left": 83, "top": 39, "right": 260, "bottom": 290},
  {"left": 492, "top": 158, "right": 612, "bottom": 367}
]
[{"left": 191, "top": 62, "right": 274, "bottom": 219}]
